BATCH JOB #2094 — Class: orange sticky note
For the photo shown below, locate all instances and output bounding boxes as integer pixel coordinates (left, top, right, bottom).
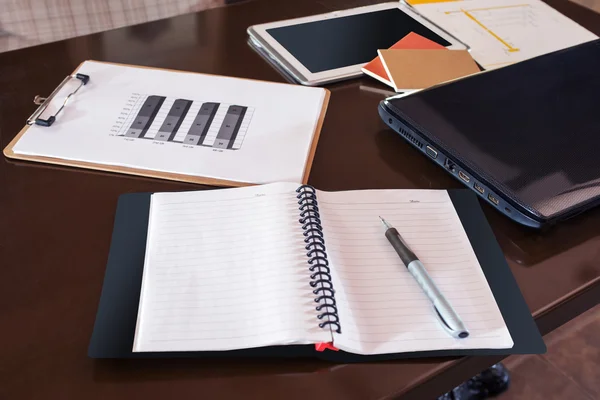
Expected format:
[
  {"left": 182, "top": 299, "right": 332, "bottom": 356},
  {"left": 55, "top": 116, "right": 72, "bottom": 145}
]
[{"left": 362, "top": 32, "right": 446, "bottom": 87}]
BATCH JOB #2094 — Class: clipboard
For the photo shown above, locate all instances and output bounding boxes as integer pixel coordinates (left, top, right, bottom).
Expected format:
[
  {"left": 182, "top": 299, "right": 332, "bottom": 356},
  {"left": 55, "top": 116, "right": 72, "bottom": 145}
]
[{"left": 3, "top": 61, "right": 330, "bottom": 187}]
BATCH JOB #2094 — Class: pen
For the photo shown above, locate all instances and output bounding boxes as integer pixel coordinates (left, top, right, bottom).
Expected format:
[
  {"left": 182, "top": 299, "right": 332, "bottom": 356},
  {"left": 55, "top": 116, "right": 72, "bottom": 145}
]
[{"left": 379, "top": 216, "right": 469, "bottom": 339}]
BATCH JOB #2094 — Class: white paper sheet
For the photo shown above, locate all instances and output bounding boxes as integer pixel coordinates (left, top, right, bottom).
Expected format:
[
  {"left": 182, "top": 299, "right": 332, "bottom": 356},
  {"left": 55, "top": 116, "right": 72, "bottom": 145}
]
[
  {"left": 133, "top": 183, "right": 331, "bottom": 352},
  {"left": 12, "top": 61, "right": 327, "bottom": 184},
  {"left": 413, "top": 0, "right": 597, "bottom": 69},
  {"left": 317, "top": 189, "right": 513, "bottom": 355}
]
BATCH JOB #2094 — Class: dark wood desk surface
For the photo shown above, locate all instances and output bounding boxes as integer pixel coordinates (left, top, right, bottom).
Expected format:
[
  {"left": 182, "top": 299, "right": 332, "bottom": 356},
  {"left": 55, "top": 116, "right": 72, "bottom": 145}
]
[{"left": 1, "top": 0, "right": 599, "bottom": 398}]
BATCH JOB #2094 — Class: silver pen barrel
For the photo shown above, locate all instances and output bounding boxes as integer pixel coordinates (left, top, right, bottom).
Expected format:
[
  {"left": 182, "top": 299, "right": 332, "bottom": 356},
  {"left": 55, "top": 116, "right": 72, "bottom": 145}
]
[{"left": 406, "top": 260, "right": 469, "bottom": 338}]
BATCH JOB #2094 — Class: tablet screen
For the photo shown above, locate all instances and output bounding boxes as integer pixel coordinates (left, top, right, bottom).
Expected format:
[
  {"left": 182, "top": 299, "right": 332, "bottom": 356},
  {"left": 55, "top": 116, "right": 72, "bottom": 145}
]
[{"left": 267, "top": 8, "right": 451, "bottom": 73}]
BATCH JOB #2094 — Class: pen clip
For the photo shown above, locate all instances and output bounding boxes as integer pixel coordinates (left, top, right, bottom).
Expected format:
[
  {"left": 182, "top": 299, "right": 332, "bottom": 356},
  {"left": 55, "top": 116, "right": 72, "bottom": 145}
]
[{"left": 433, "top": 306, "right": 469, "bottom": 339}]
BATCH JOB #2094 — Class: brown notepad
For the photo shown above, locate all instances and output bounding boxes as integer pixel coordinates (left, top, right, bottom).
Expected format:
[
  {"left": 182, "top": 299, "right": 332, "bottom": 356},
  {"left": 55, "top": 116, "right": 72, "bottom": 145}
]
[{"left": 378, "top": 49, "right": 480, "bottom": 91}]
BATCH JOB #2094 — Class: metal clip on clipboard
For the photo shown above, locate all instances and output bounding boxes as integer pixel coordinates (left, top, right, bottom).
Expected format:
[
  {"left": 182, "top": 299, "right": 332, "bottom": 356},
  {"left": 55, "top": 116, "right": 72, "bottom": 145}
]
[{"left": 27, "top": 73, "right": 90, "bottom": 127}]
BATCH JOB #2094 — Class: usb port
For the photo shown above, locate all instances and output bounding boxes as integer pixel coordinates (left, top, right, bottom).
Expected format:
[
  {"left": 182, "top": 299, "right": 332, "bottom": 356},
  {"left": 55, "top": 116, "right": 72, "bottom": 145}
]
[
  {"left": 474, "top": 182, "right": 485, "bottom": 194},
  {"left": 488, "top": 193, "right": 499, "bottom": 205},
  {"left": 426, "top": 146, "right": 438, "bottom": 159},
  {"left": 458, "top": 171, "right": 470, "bottom": 183}
]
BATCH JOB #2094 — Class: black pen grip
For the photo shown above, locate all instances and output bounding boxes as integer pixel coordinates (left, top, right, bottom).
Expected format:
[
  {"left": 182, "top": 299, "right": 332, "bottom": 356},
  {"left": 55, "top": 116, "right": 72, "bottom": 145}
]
[{"left": 385, "top": 228, "right": 417, "bottom": 267}]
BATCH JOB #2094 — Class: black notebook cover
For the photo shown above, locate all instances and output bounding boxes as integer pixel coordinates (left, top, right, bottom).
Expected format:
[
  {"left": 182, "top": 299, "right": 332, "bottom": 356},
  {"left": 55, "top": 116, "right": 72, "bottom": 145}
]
[{"left": 88, "top": 190, "right": 545, "bottom": 361}]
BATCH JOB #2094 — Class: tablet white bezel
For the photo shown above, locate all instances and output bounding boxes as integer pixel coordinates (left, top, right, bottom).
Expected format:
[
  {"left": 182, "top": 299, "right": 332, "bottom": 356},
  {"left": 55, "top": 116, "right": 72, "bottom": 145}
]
[{"left": 247, "top": 2, "right": 468, "bottom": 85}]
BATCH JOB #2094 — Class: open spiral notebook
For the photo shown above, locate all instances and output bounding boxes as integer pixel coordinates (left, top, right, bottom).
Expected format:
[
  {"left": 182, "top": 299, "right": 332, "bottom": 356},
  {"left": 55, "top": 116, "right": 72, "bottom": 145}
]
[{"left": 89, "top": 183, "right": 545, "bottom": 360}]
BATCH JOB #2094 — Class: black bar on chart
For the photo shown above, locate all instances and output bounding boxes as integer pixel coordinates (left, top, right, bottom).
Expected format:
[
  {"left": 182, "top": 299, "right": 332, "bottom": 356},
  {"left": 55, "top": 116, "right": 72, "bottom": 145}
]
[
  {"left": 213, "top": 106, "right": 247, "bottom": 149},
  {"left": 183, "top": 102, "right": 219, "bottom": 146},
  {"left": 155, "top": 99, "right": 193, "bottom": 141},
  {"left": 125, "top": 95, "right": 166, "bottom": 138}
]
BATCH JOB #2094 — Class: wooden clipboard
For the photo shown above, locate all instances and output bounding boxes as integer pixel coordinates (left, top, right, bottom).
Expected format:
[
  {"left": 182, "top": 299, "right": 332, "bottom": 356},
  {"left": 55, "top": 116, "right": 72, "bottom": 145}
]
[{"left": 3, "top": 61, "right": 330, "bottom": 187}]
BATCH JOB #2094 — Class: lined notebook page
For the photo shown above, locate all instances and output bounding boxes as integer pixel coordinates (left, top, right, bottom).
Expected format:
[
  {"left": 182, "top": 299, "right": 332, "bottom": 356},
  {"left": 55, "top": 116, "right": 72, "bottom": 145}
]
[
  {"left": 316, "top": 189, "right": 513, "bottom": 355},
  {"left": 133, "top": 183, "right": 331, "bottom": 352}
]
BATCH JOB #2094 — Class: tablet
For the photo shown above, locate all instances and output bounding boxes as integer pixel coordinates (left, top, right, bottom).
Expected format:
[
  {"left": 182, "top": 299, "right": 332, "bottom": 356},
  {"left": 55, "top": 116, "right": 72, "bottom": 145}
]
[{"left": 247, "top": 2, "right": 468, "bottom": 86}]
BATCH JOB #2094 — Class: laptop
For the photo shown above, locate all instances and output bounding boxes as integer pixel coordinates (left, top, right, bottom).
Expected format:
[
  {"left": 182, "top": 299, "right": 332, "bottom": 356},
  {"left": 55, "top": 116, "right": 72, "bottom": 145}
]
[{"left": 379, "top": 39, "right": 600, "bottom": 228}]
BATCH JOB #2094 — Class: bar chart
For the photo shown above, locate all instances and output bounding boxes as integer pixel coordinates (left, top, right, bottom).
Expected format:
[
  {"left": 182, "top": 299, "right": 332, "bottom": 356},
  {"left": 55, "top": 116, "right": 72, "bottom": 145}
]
[{"left": 117, "top": 93, "right": 254, "bottom": 150}]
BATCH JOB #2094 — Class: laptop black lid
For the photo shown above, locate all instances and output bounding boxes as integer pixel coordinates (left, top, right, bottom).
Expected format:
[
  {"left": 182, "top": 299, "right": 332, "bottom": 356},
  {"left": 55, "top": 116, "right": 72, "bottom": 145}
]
[{"left": 383, "top": 39, "right": 600, "bottom": 222}]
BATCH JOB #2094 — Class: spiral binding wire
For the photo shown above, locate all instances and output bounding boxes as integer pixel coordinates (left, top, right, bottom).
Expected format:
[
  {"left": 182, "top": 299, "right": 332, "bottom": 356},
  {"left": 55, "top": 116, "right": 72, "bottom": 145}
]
[{"left": 296, "top": 185, "right": 341, "bottom": 334}]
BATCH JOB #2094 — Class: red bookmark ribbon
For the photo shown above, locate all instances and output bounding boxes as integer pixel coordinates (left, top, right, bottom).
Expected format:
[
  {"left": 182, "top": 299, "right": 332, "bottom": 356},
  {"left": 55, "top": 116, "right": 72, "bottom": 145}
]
[{"left": 315, "top": 342, "right": 339, "bottom": 352}]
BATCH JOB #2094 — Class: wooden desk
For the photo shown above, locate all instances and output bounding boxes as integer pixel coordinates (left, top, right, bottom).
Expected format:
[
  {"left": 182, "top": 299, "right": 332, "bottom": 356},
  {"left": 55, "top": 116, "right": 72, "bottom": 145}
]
[{"left": 0, "top": 0, "right": 598, "bottom": 398}]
